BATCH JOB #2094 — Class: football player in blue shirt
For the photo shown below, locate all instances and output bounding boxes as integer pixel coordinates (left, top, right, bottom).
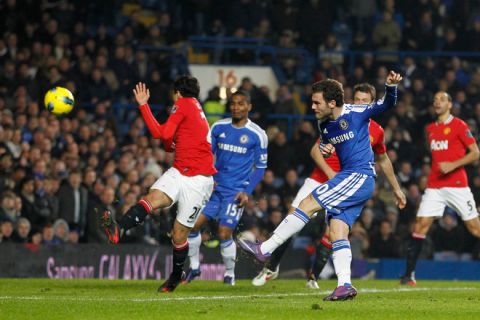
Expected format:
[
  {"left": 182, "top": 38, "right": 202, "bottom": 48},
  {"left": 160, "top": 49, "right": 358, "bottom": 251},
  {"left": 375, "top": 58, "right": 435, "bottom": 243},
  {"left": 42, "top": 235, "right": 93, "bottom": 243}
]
[
  {"left": 239, "top": 71, "right": 402, "bottom": 300},
  {"left": 185, "top": 90, "right": 268, "bottom": 285}
]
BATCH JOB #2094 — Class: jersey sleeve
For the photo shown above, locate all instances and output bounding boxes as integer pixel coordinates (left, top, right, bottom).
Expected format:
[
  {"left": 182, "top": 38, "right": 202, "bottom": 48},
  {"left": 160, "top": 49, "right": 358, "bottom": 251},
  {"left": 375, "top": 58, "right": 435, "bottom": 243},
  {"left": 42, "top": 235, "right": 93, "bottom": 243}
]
[
  {"left": 254, "top": 130, "right": 268, "bottom": 169},
  {"left": 345, "top": 85, "right": 398, "bottom": 121},
  {"left": 458, "top": 121, "right": 476, "bottom": 147},
  {"left": 372, "top": 125, "right": 387, "bottom": 155}
]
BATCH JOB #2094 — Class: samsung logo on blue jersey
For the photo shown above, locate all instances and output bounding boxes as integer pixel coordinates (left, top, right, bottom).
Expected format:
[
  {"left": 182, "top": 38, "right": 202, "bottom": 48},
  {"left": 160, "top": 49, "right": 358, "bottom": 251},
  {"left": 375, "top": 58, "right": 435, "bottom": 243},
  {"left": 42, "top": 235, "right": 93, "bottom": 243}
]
[
  {"left": 218, "top": 143, "right": 248, "bottom": 154},
  {"left": 329, "top": 131, "right": 355, "bottom": 144}
]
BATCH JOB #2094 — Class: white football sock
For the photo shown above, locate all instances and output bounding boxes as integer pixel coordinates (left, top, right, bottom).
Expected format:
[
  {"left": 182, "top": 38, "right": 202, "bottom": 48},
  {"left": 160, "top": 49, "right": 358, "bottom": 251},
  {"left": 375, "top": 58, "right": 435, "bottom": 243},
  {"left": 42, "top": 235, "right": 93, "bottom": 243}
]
[
  {"left": 332, "top": 239, "right": 352, "bottom": 287},
  {"left": 221, "top": 238, "right": 236, "bottom": 277},
  {"left": 188, "top": 231, "right": 201, "bottom": 270},
  {"left": 260, "top": 208, "right": 310, "bottom": 254}
]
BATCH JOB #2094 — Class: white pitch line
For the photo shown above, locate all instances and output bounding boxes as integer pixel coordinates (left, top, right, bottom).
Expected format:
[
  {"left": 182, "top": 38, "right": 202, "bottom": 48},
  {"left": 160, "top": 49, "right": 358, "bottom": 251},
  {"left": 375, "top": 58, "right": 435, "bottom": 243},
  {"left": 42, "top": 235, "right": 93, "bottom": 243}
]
[{"left": 0, "top": 287, "right": 477, "bottom": 303}]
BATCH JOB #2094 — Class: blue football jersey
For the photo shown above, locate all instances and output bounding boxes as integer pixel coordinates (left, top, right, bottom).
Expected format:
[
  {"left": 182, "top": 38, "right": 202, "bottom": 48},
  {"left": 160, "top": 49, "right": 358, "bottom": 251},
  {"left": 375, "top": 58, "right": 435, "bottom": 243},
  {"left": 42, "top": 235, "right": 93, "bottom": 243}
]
[
  {"left": 209, "top": 118, "right": 268, "bottom": 192},
  {"left": 318, "top": 85, "right": 398, "bottom": 176}
]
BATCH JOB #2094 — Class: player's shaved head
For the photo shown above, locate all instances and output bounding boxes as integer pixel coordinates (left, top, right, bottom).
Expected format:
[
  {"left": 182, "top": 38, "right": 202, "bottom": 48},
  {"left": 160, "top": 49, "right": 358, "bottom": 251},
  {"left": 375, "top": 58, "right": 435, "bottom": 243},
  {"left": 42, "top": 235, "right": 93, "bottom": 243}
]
[
  {"left": 435, "top": 91, "right": 452, "bottom": 102},
  {"left": 231, "top": 90, "right": 251, "bottom": 104}
]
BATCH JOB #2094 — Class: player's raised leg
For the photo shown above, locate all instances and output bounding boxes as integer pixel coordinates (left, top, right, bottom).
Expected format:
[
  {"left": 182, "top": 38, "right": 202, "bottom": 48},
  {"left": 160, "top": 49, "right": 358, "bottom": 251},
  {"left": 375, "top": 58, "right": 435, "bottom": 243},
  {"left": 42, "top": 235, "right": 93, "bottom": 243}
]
[
  {"left": 101, "top": 189, "right": 172, "bottom": 244},
  {"left": 238, "top": 193, "right": 319, "bottom": 262}
]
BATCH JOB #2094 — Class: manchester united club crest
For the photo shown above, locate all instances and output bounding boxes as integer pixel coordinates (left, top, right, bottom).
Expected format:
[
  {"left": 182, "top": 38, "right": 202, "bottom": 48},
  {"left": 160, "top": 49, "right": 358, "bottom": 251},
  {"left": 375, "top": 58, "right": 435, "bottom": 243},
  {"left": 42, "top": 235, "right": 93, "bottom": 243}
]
[
  {"left": 339, "top": 119, "right": 349, "bottom": 130},
  {"left": 240, "top": 134, "right": 249, "bottom": 144},
  {"left": 370, "top": 135, "right": 374, "bottom": 143},
  {"left": 443, "top": 127, "right": 451, "bottom": 135}
]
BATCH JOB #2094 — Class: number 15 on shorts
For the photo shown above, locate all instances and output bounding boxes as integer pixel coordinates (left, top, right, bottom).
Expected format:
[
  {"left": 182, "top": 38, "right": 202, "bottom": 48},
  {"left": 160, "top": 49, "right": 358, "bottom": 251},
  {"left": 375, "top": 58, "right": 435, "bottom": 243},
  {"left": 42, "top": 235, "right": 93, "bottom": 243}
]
[{"left": 226, "top": 203, "right": 244, "bottom": 222}]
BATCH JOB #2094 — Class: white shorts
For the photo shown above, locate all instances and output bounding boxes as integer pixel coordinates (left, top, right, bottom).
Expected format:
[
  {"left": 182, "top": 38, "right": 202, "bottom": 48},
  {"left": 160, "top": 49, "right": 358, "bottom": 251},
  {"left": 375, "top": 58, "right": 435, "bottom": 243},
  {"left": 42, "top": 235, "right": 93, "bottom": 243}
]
[
  {"left": 417, "top": 187, "right": 479, "bottom": 221},
  {"left": 292, "top": 178, "right": 321, "bottom": 208},
  {"left": 150, "top": 167, "right": 214, "bottom": 228}
]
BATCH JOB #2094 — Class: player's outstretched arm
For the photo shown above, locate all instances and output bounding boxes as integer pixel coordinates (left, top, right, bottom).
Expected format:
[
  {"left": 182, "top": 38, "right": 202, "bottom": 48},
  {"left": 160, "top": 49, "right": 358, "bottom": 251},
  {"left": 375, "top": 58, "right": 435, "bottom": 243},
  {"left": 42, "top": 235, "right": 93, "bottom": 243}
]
[
  {"left": 134, "top": 82, "right": 164, "bottom": 139},
  {"left": 361, "top": 71, "right": 402, "bottom": 119}
]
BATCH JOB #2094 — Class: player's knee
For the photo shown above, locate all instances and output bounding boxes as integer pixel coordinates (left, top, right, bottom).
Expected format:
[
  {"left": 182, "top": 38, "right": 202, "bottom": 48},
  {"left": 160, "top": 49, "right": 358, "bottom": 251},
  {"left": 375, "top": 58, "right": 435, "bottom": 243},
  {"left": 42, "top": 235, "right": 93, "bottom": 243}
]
[
  {"left": 466, "top": 220, "right": 480, "bottom": 238},
  {"left": 298, "top": 194, "right": 319, "bottom": 217},
  {"left": 171, "top": 229, "right": 188, "bottom": 245},
  {"left": 144, "top": 190, "right": 172, "bottom": 209},
  {"left": 414, "top": 218, "right": 431, "bottom": 234},
  {"left": 217, "top": 228, "right": 233, "bottom": 240}
]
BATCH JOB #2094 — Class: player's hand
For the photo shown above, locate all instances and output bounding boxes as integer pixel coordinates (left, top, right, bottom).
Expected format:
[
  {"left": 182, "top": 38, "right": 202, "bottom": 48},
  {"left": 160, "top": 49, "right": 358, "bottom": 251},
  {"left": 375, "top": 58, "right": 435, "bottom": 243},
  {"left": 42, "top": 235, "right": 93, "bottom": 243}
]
[
  {"left": 234, "top": 192, "right": 249, "bottom": 208},
  {"left": 438, "top": 161, "right": 456, "bottom": 174},
  {"left": 319, "top": 143, "right": 335, "bottom": 158},
  {"left": 394, "top": 189, "right": 407, "bottom": 209},
  {"left": 133, "top": 82, "right": 150, "bottom": 106},
  {"left": 386, "top": 71, "right": 403, "bottom": 85}
]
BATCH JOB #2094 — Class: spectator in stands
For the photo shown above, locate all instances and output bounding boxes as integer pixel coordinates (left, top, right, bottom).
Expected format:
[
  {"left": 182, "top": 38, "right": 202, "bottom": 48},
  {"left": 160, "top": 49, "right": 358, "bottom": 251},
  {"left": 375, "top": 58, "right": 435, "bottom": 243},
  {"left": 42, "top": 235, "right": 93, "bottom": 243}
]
[
  {"left": 12, "top": 217, "right": 30, "bottom": 243},
  {"left": 42, "top": 223, "right": 60, "bottom": 246},
  {"left": 318, "top": 33, "right": 344, "bottom": 67},
  {"left": 56, "top": 170, "right": 88, "bottom": 238},
  {"left": 268, "top": 131, "right": 295, "bottom": 177},
  {"left": 0, "top": 219, "right": 14, "bottom": 243},
  {"left": 53, "top": 218, "right": 70, "bottom": 243},
  {"left": 431, "top": 211, "right": 465, "bottom": 261},
  {"left": 0, "top": 191, "right": 18, "bottom": 222},
  {"left": 372, "top": 11, "right": 402, "bottom": 65},
  {"left": 368, "top": 220, "right": 399, "bottom": 258},
  {"left": 203, "top": 86, "right": 225, "bottom": 126},
  {"left": 19, "top": 176, "right": 38, "bottom": 224}
]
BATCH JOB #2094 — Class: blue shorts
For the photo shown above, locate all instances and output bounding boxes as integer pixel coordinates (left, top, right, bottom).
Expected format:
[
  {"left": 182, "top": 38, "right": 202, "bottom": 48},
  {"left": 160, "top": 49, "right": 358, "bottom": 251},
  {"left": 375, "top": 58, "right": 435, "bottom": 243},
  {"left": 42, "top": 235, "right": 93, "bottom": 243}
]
[
  {"left": 310, "top": 171, "right": 375, "bottom": 228},
  {"left": 202, "top": 189, "right": 244, "bottom": 229}
]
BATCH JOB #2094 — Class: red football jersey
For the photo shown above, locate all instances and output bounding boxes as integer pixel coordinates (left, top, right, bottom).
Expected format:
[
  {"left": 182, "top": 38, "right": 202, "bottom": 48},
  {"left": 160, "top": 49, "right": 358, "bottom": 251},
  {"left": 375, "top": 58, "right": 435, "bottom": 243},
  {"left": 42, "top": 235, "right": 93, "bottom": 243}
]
[
  {"left": 426, "top": 115, "right": 475, "bottom": 188},
  {"left": 309, "top": 120, "right": 386, "bottom": 183},
  {"left": 167, "top": 97, "right": 217, "bottom": 176}
]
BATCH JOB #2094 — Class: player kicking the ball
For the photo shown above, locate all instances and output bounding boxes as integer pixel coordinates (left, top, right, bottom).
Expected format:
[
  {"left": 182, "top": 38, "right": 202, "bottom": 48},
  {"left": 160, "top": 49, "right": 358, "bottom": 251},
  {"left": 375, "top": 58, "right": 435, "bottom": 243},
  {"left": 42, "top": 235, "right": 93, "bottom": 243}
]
[
  {"left": 101, "top": 76, "right": 216, "bottom": 292},
  {"left": 184, "top": 90, "right": 268, "bottom": 286},
  {"left": 239, "top": 71, "right": 402, "bottom": 301},
  {"left": 401, "top": 91, "right": 480, "bottom": 285},
  {"left": 252, "top": 83, "right": 406, "bottom": 289}
]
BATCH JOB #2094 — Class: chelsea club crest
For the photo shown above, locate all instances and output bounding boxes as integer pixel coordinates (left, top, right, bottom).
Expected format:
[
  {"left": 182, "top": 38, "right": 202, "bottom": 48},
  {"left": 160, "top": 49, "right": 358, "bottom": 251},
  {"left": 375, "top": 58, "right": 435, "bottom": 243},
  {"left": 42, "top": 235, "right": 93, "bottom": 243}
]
[
  {"left": 339, "top": 119, "right": 349, "bottom": 130},
  {"left": 240, "top": 134, "right": 249, "bottom": 144}
]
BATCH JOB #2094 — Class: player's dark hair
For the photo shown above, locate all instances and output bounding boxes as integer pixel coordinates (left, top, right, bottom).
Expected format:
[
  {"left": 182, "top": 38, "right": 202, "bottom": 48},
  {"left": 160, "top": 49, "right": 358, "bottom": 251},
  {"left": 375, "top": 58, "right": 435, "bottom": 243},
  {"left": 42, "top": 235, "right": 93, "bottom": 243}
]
[
  {"left": 312, "top": 79, "right": 344, "bottom": 107},
  {"left": 173, "top": 75, "right": 200, "bottom": 98},
  {"left": 353, "top": 83, "right": 376, "bottom": 101},
  {"left": 231, "top": 90, "right": 251, "bottom": 103}
]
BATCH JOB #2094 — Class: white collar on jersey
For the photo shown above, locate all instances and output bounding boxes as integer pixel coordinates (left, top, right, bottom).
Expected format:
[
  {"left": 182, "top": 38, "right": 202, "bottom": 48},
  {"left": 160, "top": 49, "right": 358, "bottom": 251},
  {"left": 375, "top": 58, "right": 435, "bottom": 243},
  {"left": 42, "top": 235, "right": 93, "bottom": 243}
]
[
  {"left": 436, "top": 114, "right": 454, "bottom": 125},
  {"left": 230, "top": 118, "right": 251, "bottom": 129}
]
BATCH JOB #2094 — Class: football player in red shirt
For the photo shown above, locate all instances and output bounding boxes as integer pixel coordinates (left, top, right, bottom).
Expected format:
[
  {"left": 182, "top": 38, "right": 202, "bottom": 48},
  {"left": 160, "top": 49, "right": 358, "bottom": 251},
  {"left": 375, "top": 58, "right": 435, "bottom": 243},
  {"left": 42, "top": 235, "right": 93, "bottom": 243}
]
[
  {"left": 101, "top": 76, "right": 216, "bottom": 292},
  {"left": 252, "top": 83, "right": 406, "bottom": 287},
  {"left": 401, "top": 91, "right": 480, "bottom": 285}
]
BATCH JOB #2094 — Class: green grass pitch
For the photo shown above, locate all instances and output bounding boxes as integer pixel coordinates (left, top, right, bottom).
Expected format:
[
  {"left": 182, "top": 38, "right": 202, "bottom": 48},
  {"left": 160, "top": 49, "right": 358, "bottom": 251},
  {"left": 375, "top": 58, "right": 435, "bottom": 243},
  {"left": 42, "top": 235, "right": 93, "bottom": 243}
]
[{"left": 1, "top": 279, "right": 480, "bottom": 319}]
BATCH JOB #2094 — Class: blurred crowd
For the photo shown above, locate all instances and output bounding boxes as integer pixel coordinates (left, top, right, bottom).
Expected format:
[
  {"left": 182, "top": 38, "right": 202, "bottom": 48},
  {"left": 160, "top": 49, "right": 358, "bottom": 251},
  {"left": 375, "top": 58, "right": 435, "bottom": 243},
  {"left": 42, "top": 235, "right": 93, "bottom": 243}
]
[{"left": 1, "top": 0, "right": 480, "bottom": 262}]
